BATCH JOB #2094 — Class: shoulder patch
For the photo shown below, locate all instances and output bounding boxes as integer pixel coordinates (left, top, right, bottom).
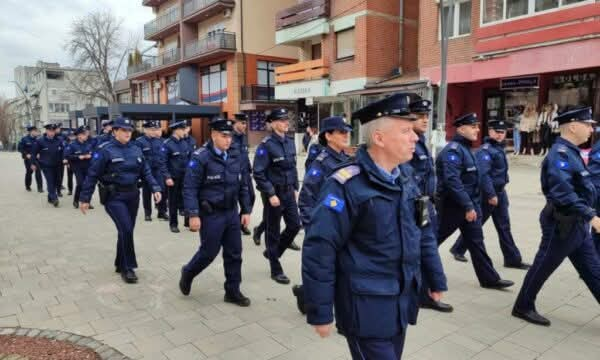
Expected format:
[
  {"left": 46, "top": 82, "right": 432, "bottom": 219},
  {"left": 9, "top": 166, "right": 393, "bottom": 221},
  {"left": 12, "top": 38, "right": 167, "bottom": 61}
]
[
  {"left": 307, "top": 167, "right": 322, "bottom": 178},
  {"left": 332, "top": 165, "right": 361, "bottom": 184},
  {"left": 315, "top": 151, "right": 328, "bottom": 162},
  {"left": 323, "top": 194, "right": 345, "bottom": 213},
  {"left": 482, "top": 143, "right": 490, "bottom": 150},
  {"left": 256, "top": 146, "right": 267, "bottom": 156},
  {"left": 556, "top": 160, "right": 570, "bottom": 170},
  {"left": 188, "top": 159, "right": 198, "bottom": 169},
  {"left": 557, "top": 145, "right": 568, "bottom": 153},
  {"left": 447, "top": 152, "right": 460, "bottom": 163}
]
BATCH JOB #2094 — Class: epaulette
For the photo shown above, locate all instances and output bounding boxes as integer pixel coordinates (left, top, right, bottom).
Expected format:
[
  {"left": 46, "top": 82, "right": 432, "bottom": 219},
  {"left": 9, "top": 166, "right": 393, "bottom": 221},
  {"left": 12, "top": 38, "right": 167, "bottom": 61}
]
[
  {"left": 557, "top": 145, "right": 568, "bottom": 153},
  {"left": 98, "top": 141, "right": 111, "bottom": 149},
  {"left": 261, "top": 135, "right": 272, "bottom": 144},
  {"left": 332, "top": 165, "right": 361, "bottom": 184},
  {"left": 449, "top": 142, "right": 459, "bottom": 150},
  {"left": 482, "top": 143, "right": 490, "bottom": 150},
  {"left": 315, "top": 151, "right": 329, "bottom": 162},
  {"left": 193, "top": 147, "right": 207, "bottom": 156}
]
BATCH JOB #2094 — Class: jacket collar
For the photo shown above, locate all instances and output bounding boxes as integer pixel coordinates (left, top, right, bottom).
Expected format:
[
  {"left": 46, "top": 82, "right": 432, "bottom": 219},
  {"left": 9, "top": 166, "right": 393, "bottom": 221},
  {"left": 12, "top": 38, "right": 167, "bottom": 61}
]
[
  {"left": 452, "top": 134, "right": 472, "bottom": 147},
  {"left": 356, "top": 146, "right": 402, "bottom": 191}
]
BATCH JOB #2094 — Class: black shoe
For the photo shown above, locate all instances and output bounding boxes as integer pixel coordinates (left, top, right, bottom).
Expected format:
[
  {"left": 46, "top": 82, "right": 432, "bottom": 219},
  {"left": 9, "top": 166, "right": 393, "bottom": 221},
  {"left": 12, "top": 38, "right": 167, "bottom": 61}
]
[
  {"left": 179, "top": 267, "right": 193, "bottom": 296},
  {"left": 224, "top": 292, "right": 251, "bottom": 307},
  {"left": 158, "top": 213, "right": 169, "bottom": 221},
  {"left": 450, "top": 250, "right": 468, "bottom": 263},
  {"left": 170, "top": 226, "right": 180, "bottom": 233},
  {"left": 288, "top": 241, "right": 301, "bottom": 251},
  {"left": 88, "top": 205, "right": 94, "bottom": 210},
  {"left": 252, "top": 227, "right": 261, "bottom": 246},
  {"left": 60, "top": 186, "right": 66, "bottom": 190},
  {"left": 38, "top": 188, "right": 44, "bottom": 193},
  {"left": 292, "top": 285, "right": 306, "bottom": 314},
  {"left": 504, "top": 262, "right": 531, "bottom": 270},
  {"left": 68, "top": 191, "right": 73, "bottom": 196},
  {"left": 115, "top": 267, "right": 121, "bottom": 273},
  {"left": 73, "top": 201, "right": 79, "bottom": 209},
  {"left": 26, "top": 187, "right": 32, "bottom": 192},
  {"left": 145, "top": 215, "right": 152, "bottom": 222},
  {"left": 271, "top": 273, "right": 290, "bottom": 285},
  {"left": 512, "top": 307, "right": 551, "bottom": 326},
  {"left": 51, "top": 199, "right": 59, "bottom": 208},
  {"left": 482, "top": 279, "right": 514, "bottom": 290},
  {"left": 262, "top": 250, "right": 269, "bottom": 260},
  {"left": 419, "top": 297, "right": 454, "bottom": 313},
  {"left": 241, "top": 225, "right": 251, "bottom": 236},
  {"left": 121, "top": 269, "right": 138, "bottom": 284},
  {"left": 57, "top": 192, "right": 63, "bottom": 198}
]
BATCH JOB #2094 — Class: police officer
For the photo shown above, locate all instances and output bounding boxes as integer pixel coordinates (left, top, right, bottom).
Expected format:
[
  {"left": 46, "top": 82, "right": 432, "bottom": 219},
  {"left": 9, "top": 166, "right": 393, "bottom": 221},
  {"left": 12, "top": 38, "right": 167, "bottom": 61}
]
[
  {"left": 292, "top": 116, "right": 352, "bottom": 314},
  {"left": 31, "top": 124, "right": 64, "bottom": 207},
  {"left": 408, "top": 99, "right": 454, "bottom": 313},
  {"left": 135, "top": 121, "right": 168, "bottom": 221},
  {"left": 159, "top": 120, "right": 192, "bottom": 233},
  {"left": 63, "top": 129, "right": 76, "bottom": 196},
  {"left": 302, "top": 94, "right": 448, "bottom": 359},
  {"left": 253, "top": 108, "right": 302, "bottom": 284},
  {"left": 436, "top": 113, "right": 514, "bottom": 290},
  {"left": 64, "top": 126, "right": 95, "bottom": 209},
  {"left": 183, "top": 121, "right": 197, "bottom": 151},
  {"left": 304, "top": 142, "right": 323, "bottom": 170},
  {"left": 450, "top": 120, "right": 530, "bottom": 269},
  {"left": 79, "top": 117, "right": 162, "bottom": 284},
  {"left": 590, "top": 137, "right": 600, "bottom": 256},
  {"left": 179, "top": 118, "right": 252, "bottom": 306},
  {"left": 55, "top": 126, "right": 67, "bottom": 197},
  {"left": 513, "top": 107, "right": 600, "bottom": 326},
  {"left": 231, "top": 113, "right": 255, "bottom": 236},
  {"left": 18, "top": 125, "right": 43, "bottom": 192},
  {"left": 94, "top": 120, "right": 114, "bottom": 149}
]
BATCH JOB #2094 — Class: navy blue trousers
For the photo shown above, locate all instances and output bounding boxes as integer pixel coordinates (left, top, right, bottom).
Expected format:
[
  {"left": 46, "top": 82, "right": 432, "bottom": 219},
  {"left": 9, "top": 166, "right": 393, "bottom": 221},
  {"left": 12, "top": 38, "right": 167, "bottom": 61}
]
[
  {"left": 72, "top": 166, "right": 89, "bottom": 204},
  {"left": 437, "top": 202, "right": 501, "bottom": 286},
  {"left": 515, "top": 208, "right": 600, "bottom": 311},
  {"left": 24, "top": 159, "right": 42, "bottom": 190},
  {"left": 168, "top": 177, "right": 184, "bottom": 227},
  {"left": 184, "top": 208, "right": 242, "bottom": 294},
  {"left": 105, "top": 191, "right": 140, "bottom": 271},
  {"left": 594, "top": 233, "right": 600, "bottom": 258},
  {"left": 264, "top": 188, "right": 301, "bottom": 276},
  {"left": 41, "top": 166, "right": 61, "bottom": 202},
  {"left": 346, "top": 331, "right": 406, "bottom": 360},
  {"left": 450, "top": 190, "right": 523, "bottom": 265},
  {"left": 142, "top": 170, "right": 166, "bottom": 218}
]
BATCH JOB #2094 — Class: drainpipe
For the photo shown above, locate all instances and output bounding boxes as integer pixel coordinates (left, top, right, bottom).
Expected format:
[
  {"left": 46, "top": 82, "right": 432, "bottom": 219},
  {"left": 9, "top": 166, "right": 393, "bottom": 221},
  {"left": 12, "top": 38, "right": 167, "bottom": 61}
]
[
  {"left": 398, "top": 0, "right": 403, "bottom": 76},
  {"left": 240, "top": 0, "right": 247, "bottom": 96}
]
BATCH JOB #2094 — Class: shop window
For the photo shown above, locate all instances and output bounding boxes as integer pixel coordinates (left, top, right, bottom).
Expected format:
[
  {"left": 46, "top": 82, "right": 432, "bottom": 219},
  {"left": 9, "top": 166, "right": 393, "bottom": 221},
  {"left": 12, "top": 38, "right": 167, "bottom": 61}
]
[
  {"left": 167, "top": 75, "right": 179, "bottom": 104},
  {"left": 201, "top": 63, "right": 227, "bottom": 103},
  {"left": 336, "top": 27, "right": 355, "bottom": 60},
  {"left": 441, "top": 1, "right": 472, "bottom": 38},
  {"left": 483, "top": 0, "right": 589, "bottom": 24},
  {"left": 141, "top": 82, "right": 150, "bottom": 104},
  {"left": 257, "top": 61, "right": 285, "bottom": 88}
]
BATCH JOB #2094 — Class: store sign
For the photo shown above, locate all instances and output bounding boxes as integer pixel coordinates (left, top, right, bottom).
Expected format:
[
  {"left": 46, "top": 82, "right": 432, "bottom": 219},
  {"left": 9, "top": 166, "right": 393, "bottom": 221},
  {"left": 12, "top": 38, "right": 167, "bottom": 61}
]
[
  {"left": 553, "top": 72, "right": 596, "bottom": 85},
  {"left": 275, "top": 79, "right": 329, "bottom": 100},
  {"left": 500, "top": 76, "right": 539, "bottom": 90}
]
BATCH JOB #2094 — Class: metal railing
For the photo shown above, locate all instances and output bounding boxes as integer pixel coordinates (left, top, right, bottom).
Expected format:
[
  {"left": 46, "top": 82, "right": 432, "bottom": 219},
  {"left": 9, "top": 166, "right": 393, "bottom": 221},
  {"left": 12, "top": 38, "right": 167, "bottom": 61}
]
[
  {"left": 127, "top": 48, "right": 181, "bottom": 76},
  {"left": 241, "top": 85, "right": 277, "bottom": 102},
  {"left": 144, "top": 6, "right": 180, "bottom": 38},
  {"left": 183, "top": 0, "right": 232, "bottom": 18},
  {"left": 184, "top": 31, "right": 236, "bottom": 59},
  {"left": 276, "top": 0, "right": 329, "bottom": 30}
]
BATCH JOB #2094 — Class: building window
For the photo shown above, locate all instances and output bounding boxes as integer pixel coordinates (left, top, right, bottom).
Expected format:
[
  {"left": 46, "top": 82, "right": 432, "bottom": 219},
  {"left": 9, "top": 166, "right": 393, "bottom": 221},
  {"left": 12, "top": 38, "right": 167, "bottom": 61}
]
[
  {"left": 201, "top": 63, "right": 227, "bottom": 103},
  {"left": 482, "top": 0, "right": 588, "bottom": 24},
  {"left": 141, "top": 82, "right": 150, "bottom": 104},
  {"left": 153, "top": 81, "right": 161, "bottom": 104},
  {"left": 336, "top": 27, "right": 355, "bottom": 59},
  {"left": 49, "top": 103, "right": 70, "bottom": 113},
  {"left": 257, "top": 61, "right": 285, "bottom": 88},
  {"left": 312, "top": 43, "right": 322, "bottom": 60},
  {"left": 441, "top": 0, "right": 472, "bottom": 38},
  {"left": 167, "top": 75, "right": 179, "bottom": 104}
]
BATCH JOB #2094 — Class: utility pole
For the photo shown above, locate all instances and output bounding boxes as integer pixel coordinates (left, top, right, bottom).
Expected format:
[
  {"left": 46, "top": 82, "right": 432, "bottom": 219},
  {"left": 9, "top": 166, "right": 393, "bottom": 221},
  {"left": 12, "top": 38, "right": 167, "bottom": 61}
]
[{"left": 436, "top": 0, "right": 454, "bottom": 153}]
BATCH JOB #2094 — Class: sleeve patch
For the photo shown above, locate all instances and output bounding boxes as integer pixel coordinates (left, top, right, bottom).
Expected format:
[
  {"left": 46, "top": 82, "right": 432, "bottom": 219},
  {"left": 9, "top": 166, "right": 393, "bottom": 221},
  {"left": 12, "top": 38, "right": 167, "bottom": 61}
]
[
  {"left": 256, "top": 147, "right": 267, "bottom": 156},
  {"left": 323, "top": 194, "right": 345, "bottom": 213},
  {"left": 448, "top": 153, "right": 460, "bottom": 163},
  {"left": 308, "top": 168, "right": 321, "bottom": 177},
  {"left": 556, "top": 160, "right": 569, "bottom": 170},
  {"left": 482, "top": 154, "right": 491, "bottom": 161},
  {"left": 92, "top": 152, "right": 100, "bottom": 160},
  {"left": 188, "top": 160, "right": 198, "bottom": 169}
]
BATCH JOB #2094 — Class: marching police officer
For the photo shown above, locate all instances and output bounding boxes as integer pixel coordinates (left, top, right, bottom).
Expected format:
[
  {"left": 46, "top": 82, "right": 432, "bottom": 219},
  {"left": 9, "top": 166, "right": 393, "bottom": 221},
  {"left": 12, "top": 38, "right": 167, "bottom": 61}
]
[
  {"left": 79, "top": 117, "right": 162, "bottom": 284},
  {"left": 179, "top": 118, "right": 252, "bottom": 306},
  {"left": 135, "top": 121, "right": 168, "bottom": 221},
  {"left": 18, "top": 125, "right": 43, "bottom": 192},
  {"left": 588, "top": 129, "right": 600, "bottom": 256},
  {"left": 408, "top": 99, "right": 455, "bottom": 313},
  {"left": 514, "top": 107, "right": 600, "bottom": 326},
  {"left": 183, "top": 121, "right": 197, "bottom": 151},
  {"left": 304, "top": 143, "right": 323, "bottom": 170},
  {"left": 93, "top": 120, "right": 114, "bottom": 149},
  {"left": 64, "top": 126, "right": 95, "bottom": 208},
  {"left": 31, "top": 124, "right": 64, "bottom": 207},
  {"left": 63, "top": 129, "right": 76, "bottom": 196},
  {"left": 302, "top": 94, "right": 448, "bottom": 359},
  {"left": 436, "top": 113, "right": 514, "bottom": 290},
  {"left": 253, "top": 107, "right": 302, "bottom": 284},
  {"left": 231, "top": 113, "right": 255, "bottom": 236},
  {"left": 159, "top": 120, "right": 192, "bottom": 233},
  {"left": 292, "top": 116, "right": 352, "bottom": 314},
  {"left": 450, "top": 120, "right": 530, "bottom": 269}
]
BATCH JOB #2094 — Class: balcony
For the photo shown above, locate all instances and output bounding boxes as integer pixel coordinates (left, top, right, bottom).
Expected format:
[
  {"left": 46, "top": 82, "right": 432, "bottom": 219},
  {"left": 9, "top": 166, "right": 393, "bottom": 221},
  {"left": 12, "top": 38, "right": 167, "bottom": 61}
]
[
  {"left": 276, "top": 0, "right": 329, "bottom": 30},
  {"left": 127, "top": 48, "right": 181, "bottom": 77},
  {"left": 274, "top": 59, "right": 330, "bottom": 100},
  {"left": 183, "top": 0, "right": 235, "bottom": 23},
  {"left": 142, "top": 0, "right": 169, "bottom": 6},
  {"left": 144, "top": 6, "right": 181, "bottom": 41},
  {"left": 184, "top": 31, "right": 236, "bottom": 62},
  {"left": 241, "top": 85, "right": 280, "bottom": 102}
]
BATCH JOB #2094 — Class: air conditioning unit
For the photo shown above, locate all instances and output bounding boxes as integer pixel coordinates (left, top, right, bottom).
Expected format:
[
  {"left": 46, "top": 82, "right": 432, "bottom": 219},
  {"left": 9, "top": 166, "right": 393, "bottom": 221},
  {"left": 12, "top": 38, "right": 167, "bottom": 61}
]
[{"left": 224, "top": 8, "right": 232, "bottom": 18}]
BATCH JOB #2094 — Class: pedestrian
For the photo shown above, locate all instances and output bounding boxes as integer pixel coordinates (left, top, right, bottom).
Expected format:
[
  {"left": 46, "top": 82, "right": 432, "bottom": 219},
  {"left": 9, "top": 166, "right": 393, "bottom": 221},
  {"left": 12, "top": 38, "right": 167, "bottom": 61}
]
[
  {"left": 159, "top": 120, "right": 192, "bottom": 233},
  {"left": 302, "top": 94, "right": 448, "bottom": 359},
  {"left": 519, "top": 103, "right": 538, "bottom": 155},
  {"left": 231, "top": 113, "right": 255, "bottom": 236},
  {"left": 64, "top": 130, "right": 76, "bottom": 196},
  {"left": 79, "top": 117, "right": 162, "bottom": 284},
  {"left": 437, "top": 113, "right": 514, "bottom": 290},
  {"left": 253, "top": 108, "right": 302, "bottom": 284},
  {"left": 449, "top": 120, "right": 530, "bottom": 269},
  {"left": 17, "top": 125, "right": 43, "bottom": 193},
  {"left": 513, "top": 107, "right": 600, "bottom": 326},
  {"left": 134, "top": 121, "right": 168, "bottom": 221},
  {"left": 55, "top": 126, "right": 67, "bottom": 197},
  {"left": 31, "top": 124, "right": 64, "bottom": 207},
  {"left": 292, "top": 116, "right": 352, "bottom": 314},
  {"left": 64, "top": 126, "right": 95, "bottom": 209},
  {"left": 178, "top": 118, "right": 252, "bottom": 306}
]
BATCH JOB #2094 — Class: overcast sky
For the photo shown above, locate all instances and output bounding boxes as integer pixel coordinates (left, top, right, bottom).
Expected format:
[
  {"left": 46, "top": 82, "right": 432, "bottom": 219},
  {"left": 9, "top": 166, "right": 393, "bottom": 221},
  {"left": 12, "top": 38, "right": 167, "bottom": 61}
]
[{"left": 0, "top": 0, "right": 154, "bottom": 98}]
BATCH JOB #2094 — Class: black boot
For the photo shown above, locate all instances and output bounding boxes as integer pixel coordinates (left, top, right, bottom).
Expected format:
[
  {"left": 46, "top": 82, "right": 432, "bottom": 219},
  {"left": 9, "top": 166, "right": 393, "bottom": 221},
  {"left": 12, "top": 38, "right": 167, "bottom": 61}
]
[
  {"left": 292, "top": 285, "right": 306, "bottom": 314},
  {"left": 252, "top": 226, "right": 261, "bottom": 246},
  {"left": 121, "top": 269, "right": 138, "bottom": 284},
  {"left": 179, "top": 267, "right": 193, "bottom": 296},
  {"left": 224, "top": 292, "right": 251, "bottom": 307}
]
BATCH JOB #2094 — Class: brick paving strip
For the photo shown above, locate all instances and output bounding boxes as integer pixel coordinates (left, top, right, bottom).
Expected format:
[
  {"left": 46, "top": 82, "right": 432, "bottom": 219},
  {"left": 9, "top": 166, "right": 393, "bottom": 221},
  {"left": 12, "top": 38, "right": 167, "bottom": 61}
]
[{"left": 0, "top": 328, "right": 131, "bottom": 360}]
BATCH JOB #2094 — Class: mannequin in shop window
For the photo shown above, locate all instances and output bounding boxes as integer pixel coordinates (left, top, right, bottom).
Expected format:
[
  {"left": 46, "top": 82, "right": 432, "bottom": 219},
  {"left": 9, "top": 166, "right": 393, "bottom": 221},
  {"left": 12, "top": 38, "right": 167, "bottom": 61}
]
[
  {"left": 519, "top": 103, "right": 538, "bottom": 155},
  {"left": 537, "top": 104, "right": 553, "bottom": 156}
]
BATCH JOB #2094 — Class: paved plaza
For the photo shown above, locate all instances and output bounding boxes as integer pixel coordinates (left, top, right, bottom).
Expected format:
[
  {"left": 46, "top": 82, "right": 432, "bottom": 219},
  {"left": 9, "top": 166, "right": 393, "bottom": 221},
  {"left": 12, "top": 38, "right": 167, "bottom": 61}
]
[{"left": 0, "top": 151, "right": 598, "bottom": 359}]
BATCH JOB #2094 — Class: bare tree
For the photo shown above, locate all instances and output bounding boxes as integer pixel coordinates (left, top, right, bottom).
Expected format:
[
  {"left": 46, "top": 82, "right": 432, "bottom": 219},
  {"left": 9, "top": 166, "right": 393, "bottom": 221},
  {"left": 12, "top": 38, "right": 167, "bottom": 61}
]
[
  {"left": 0, "top": 97, "right": 19, "bottom": 150},
  {"left": 66, "top": 10, "right": 137, "bottom": 104}
]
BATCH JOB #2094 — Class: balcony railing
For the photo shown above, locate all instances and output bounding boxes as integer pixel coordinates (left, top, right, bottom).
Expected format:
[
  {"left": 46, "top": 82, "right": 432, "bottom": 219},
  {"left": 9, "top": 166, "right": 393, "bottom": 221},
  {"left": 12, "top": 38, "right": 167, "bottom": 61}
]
[
  {"left": 144, "top": 6, "right": 180, "bottom": 39},
  {"left": 142, "top": 0, "right": 169, "bottom": 6},
  {"left": 184, "top": 31, "right": 236, "bottom": 59},
  {"left": 276, "top": 0, "right": 329, "bottom": 30},
  {"left": 241, "top": 85, "right": 277, "bottom": 102},
  {"left": 275, "top": 59, "right": 329, "bottom": 84},
  {"left": 183, "top": 0, "right": 235, "bottom": 20},
  {"left": 127, "top": 48, "right": 181, "bottom": 76}
]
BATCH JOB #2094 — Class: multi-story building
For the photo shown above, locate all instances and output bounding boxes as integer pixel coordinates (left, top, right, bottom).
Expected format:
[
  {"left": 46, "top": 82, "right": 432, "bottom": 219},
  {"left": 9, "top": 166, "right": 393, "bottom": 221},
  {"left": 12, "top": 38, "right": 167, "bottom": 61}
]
[
  {"left": 418, "top": 0, "right": 600, "bottom": 142},
  {"left": 127, "top": 0, "right": 299, "bottom": 144},
  {"left": 13, "top": 61, "right": 107, "bottom": 129}
]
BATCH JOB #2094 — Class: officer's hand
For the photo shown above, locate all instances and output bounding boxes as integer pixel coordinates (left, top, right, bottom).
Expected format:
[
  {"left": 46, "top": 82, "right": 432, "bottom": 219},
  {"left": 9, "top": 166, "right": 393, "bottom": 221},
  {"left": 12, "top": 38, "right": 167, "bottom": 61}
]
[
  {"left": 465, "top": 210, "right": 477, "bottom": 222},
  {"left": 189, "top": 217, "right": 201, "bottom": 232},
  {"left": 153, "top": 192, "right": 162, "bottom": 204},
  {"left": 79, "top": 155, "right": 85, "bottom": 160},
  {"left": 166, "top": 178, "right": 174, "bottom": 187},
  {"left": 295, "top": 191, "right": 299, "bottom": 201},
  {"left": 429, "top": 290, "right": 444, "bottom": 302},
  {"left": 488, "top": 197, "right": 498, "bottom": 206},
  {"left": 269, "top": 195, "right": 281, "bottom": 207},
  {"left": 26, "top": 154, "right": 31, "bottom": 159},
  {"left": 63, "top": 160, "right": 68, "bottom": 165},
  {"left": 80, "top": 203, "right": 90, "bottom": 215},
  {"left": 590, "top": 216, "right": 600, "bottom": 233},
  {"left": 30, "top": 165, "right": 37, "bottom": 171},
  {"left": 313, "top": 324, "right": 333, "bottom": 338},
  {"left": 241, "top": 214, "right": 250, "bottom": 227}
]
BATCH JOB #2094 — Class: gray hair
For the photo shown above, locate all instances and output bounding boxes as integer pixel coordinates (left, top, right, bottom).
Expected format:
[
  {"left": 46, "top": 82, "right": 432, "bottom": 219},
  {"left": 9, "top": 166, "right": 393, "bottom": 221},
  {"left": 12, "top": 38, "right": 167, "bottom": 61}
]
[{"left": 362, "top": 117, "right": 395, "bottom": 147}]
